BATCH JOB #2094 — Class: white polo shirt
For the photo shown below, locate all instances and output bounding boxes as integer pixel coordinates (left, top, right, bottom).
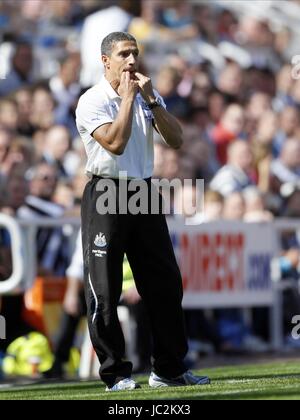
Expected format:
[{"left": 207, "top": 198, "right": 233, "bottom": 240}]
[{"left": 76, "top": 76, "right": 166, "bottom": 179}]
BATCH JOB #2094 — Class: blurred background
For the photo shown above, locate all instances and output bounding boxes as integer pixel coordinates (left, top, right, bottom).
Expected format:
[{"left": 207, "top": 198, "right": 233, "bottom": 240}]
[{"left": 1, "top": 0, "right": 300, "bottom": 381}]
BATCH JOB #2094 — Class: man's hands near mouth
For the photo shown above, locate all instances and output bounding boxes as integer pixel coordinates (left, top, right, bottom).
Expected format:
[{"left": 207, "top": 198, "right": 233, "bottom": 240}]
[{"left": 134, "top": 72, "right": 155, "bottom": 103}]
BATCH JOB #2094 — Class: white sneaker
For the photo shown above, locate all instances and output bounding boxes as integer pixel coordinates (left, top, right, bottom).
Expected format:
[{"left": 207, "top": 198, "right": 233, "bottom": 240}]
[
  {"left": 106, "top": 378, "right": 141, "bottom": 392},
  {"left": 149, "top": 371, "right": 210, "bottom": 388}
]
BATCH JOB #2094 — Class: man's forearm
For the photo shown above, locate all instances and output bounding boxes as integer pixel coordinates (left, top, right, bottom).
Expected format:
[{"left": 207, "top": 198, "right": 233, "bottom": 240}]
[
  {"left": 152, "top": 107, "right": 183, "bottom": 149},
  {"left": 105, "top": 97, "right": 135, "bottom": 155}
]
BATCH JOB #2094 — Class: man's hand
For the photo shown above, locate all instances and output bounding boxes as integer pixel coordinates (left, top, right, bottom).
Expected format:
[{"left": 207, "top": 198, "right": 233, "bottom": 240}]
[
  {"left": 64, "top": 288, "right": 80, "bottom": 316},
  {"left": 122, "top": 286, "right": 141, "bottom": 305},
  {"left": 117, "top": 71, "right": 139, "bottom": 100},
  {"left": 134, "top": 72, "right": 155, "bottom": 103}
]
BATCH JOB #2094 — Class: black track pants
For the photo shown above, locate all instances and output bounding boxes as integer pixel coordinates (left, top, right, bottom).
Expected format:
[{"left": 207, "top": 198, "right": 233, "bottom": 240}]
[{"left": 81, "top": 177, "right": 188, "bottom": 387}]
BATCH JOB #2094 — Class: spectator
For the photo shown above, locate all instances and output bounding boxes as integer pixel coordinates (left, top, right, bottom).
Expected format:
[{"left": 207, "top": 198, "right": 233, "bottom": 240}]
[
  {"left": 210, "top": 140, "right": 254, "bottom": 196},
  {"left": 222, "top": 192, "right": 245, "bottom": 221},
  {"left": 30, "top": 85, "right": 57, "bottom": 131},
  {"left": 0, "top": 40, "right": 34, "bottom": 97},
  {"left": 207, "top": 90, "right": 226, "bottom": 124},
  {"left": 193, "top": 3, "right": 217, "bottom": 43},
  {"left": 13, "top": 87, "right": 35, "bottom": 137},
  {"left": 273, "top": 64, "right": 294, "bottom": 112},
  {"left": 243, "top": 187, "right": 273, "bottom": 222},
  {"left": 247, "top": 92, "right": 272, "bottom": 122},
  {"left": 129, "top": 0, "right": 186, "bottom": 46},
  {"left": 209, "top": 104, "right": 245, "bottom": 165},
  {"left": 64, "top": 167, "right": 88, "bottom": 217},
  {"left": 270, "top": 138, "right": 300, "bottom": 195},
  {"left": 0, "top": 163, "right": 35, "bottom": 353},
  {"left": 291, "top": 78, "right": 300, "bottom": 109},
  {"left": 49, "top": 52, "right": 81, "bottom": 137},
  {"left": 203, "top": 190, "right": 224, "bottom": 222},
  {"left": 251, "top": 110, "right": 278, "bottom": 192},
  {"left": 174, "top": 188, "right": 224, "bottom": 225},
  {"left": 17, "top": 162, "right": 70, "bottom": 276},
  {"left": 188, "top": 71, "right": 212, "bottom": 110},
  {"left": 217, "top": 63, "right": 244, "bottom": 103},
  {"left": 236, "top": 16, "right": 279, "bottom": 72},
  {"left": 2, "top": 166, "right": 29, "bottom": 214},
  {"left": 155, "top": 66, "right": 188, "bottom": 118},
  {"left": 160, "top": 146, "right": 180, "bottom": 181},
  {"left": 42, "top": 125, "right": 71, "bottom": 179},
  {"left": 0, "top": 98, "right": 18, "bottom": 132},
  {"left": 0, "top": 129, "right": 12, "bottom": 178},
  {"left": 43, "top": 231, "right": 86, "bottom": 379},
  {"left": 80, "top": 0, "right": 142, "bottom": 87},
  {"left": 273, "top": 106, "right": 300, "bottom": 157},
  {"left": 53, "top": 181, "right": 75, "bottom": 210},
  {"left": 173, "top": 183, "right": 203, "bottom": 223}
]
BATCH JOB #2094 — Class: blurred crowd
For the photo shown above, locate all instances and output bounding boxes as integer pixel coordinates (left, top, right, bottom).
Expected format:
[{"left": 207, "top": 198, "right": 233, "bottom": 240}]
[{"left": 1, "top": 0, "right": 300, "bottom": 363}]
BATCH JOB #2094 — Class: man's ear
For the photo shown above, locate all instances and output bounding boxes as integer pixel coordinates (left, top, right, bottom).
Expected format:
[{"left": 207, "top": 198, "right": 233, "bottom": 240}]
[{"left": 102, "top": 55, "right": 110, "bottom": 70}]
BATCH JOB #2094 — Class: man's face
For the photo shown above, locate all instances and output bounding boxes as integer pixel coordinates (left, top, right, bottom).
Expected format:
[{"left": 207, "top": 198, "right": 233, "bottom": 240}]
[
  {"left": 31, "top": 165, "right": 58, "bottom": 200},
  {"left": 102, "top": 41, "right": 139, "bottom": 83},
  {"left": 8, "top": 177, "right": 28, "bottom": 210},
  {"left": 13, "top": 45, "right": 33, "bottom": 76}
]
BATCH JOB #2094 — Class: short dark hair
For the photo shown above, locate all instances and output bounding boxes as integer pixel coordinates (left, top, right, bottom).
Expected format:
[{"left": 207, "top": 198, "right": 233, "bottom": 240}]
[{"left": 101, "top": 32, "right": 137, "bottom": 56}]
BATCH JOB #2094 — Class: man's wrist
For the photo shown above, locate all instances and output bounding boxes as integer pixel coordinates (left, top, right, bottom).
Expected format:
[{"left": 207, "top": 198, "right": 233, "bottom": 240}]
[
  {"left": 122, "top": 94, "right": 136, "bottom": 105},
  {"left": 146, "top": 95, "right": 156, "bottom": 104},
  {"left": 147, "top": 97, "right": 162, "bottom": 110}
]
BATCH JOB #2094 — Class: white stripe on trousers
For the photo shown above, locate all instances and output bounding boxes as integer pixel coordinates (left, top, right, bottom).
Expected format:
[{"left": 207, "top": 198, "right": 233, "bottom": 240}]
[{"left": 88, "top": 274, "right": 98, "bottom": 324}]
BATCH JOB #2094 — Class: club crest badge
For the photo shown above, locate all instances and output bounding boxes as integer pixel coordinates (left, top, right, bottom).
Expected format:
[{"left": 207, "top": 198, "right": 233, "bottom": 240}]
[{"left": 94, "top": 233, "right": 107, "bottom": 248}]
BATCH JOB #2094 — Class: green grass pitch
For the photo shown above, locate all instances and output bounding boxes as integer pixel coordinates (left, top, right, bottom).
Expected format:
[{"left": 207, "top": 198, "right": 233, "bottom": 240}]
[{"left": 1, "top": 361, "right": 300, "bottom": 400}]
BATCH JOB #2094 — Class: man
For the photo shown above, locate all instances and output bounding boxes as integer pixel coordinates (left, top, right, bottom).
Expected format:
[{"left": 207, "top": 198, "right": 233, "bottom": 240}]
[
  {"left": 80, "top": 1, "right": 141, "bottom": 87},
  {"left": 210, "top": 104, "right": 245, "bottom": 165},
  {"left": 210, "top": 140, "right": 254, "bottom": 197},
  {"left": 0, "top": 40, "right": 34, "bottom": 97},
  {"left": 76, "top": 32, "right": 210, "bottom": 391},
  {"left": 270, "top": 138, "right": 300, "bottom": 195},
  {"left": 17, "top": 162, "right": 70, "bottom": 276},
  {"left": 49, "top": 53, "right": 81, "bottom": 138},
  {"left": 42, "top": 125, "right": 71, "bottom": 179},
  {"left": 43, "top": 231, "right": 86, "bottom": 379}
]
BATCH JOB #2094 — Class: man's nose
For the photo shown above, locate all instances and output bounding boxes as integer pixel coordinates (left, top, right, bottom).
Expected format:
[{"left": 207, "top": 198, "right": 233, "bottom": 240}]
[{"left": 128, "top": 53, "right": 137, "bottom": 65}]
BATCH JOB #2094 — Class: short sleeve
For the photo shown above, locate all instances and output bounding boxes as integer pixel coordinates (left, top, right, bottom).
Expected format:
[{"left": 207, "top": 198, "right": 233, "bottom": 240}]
[
  {"left": 153, "top": 89, "right": 167, "bottom": 110},
  {"left": 76, "top": 95, "right": 113, "bottom": 136}
]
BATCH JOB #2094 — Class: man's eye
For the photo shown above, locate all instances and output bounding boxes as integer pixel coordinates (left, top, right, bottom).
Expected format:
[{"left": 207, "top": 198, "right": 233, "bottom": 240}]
[{"left": 120, "top": 52, "right": 138, "bottom": 58}]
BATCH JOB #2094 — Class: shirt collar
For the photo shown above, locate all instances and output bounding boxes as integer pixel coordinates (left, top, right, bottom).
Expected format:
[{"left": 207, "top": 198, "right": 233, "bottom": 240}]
[{"left": 100, "top": 75, "right": 121, "bottom": 99}]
